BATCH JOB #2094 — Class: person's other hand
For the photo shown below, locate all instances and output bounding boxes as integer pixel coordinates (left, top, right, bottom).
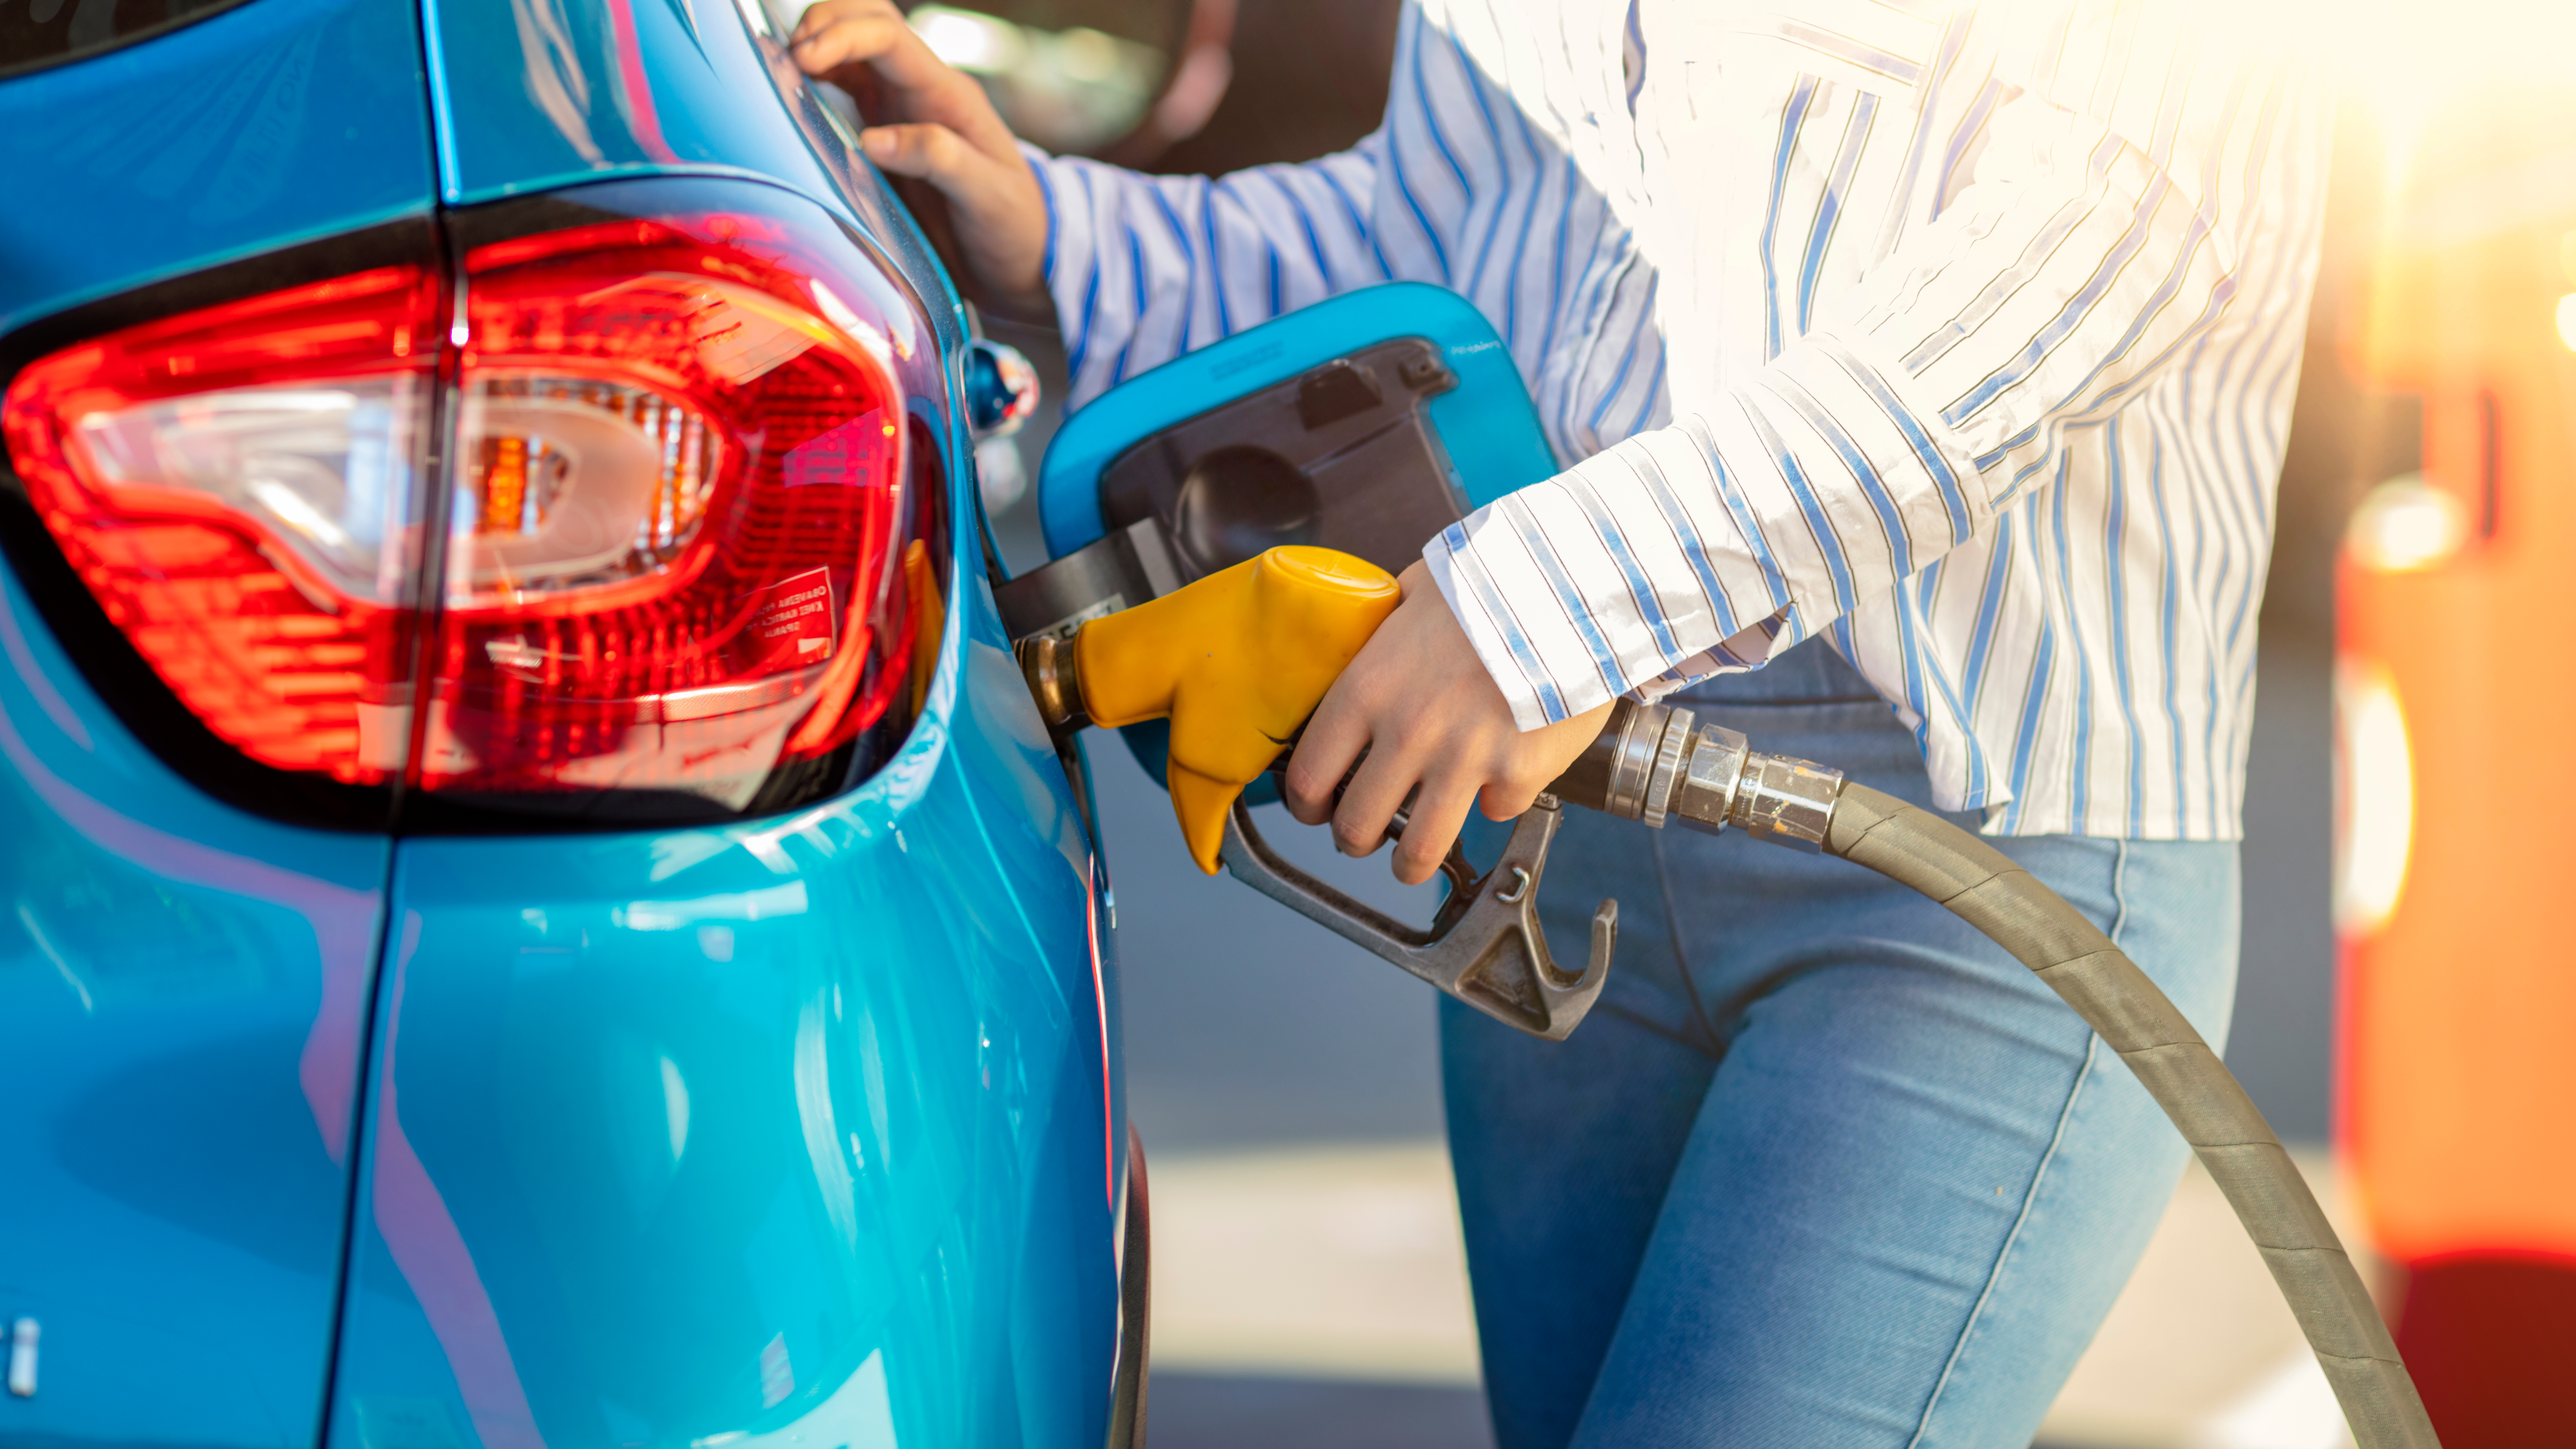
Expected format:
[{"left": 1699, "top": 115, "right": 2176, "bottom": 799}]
[
  {"left": 791, "top": 0, "right": 1048, "bottom": 314},
  {"left": 1284, "top": 561, "right": 1614, "bottom": 886}
]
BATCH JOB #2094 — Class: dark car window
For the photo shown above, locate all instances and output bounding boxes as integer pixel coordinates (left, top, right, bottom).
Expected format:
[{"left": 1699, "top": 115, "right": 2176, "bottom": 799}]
[{"left": 1, "top": 0, "right": 251, "bottom": 79}]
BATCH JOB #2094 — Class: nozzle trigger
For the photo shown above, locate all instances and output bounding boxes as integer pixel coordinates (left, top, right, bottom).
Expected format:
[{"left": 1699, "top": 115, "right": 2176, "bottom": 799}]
[{"left": 1217, "top": 793, "right": 1614, "bottom": 1041}]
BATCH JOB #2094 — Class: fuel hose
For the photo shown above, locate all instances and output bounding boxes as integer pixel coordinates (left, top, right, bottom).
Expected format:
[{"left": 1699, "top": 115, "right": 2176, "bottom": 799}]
[{"left": 1552, "top": 698, "right": 2441, "bottom": 1449}]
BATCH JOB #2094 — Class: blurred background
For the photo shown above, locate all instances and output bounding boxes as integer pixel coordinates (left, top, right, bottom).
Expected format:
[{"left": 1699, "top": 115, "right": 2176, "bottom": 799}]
[{"left": 880, "top": 2, "right": 2576, "bottom": 1443}]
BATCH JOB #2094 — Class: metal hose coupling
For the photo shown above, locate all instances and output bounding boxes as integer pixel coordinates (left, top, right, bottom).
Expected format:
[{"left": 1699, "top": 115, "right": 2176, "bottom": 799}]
[{"left": 1553, "top": 699, "right": 1845, "bottom": 850}]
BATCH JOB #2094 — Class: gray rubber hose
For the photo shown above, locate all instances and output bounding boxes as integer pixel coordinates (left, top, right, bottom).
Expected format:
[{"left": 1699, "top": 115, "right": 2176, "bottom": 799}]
[{"left": 1825, "top": 783, "right": 2439, "bottom": 1449}]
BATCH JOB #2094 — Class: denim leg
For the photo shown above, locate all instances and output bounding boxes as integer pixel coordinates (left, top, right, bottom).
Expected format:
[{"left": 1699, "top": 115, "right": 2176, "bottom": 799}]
[
  {"left": 1886, "top": 835, "right": 2239, "bottom": 1447},
  {"left": 1442, "top": 774, "right": 1748, "bottom": 1449},
  {"left": 1443, "top": 692, "right": 2240, "bottom": 1449},
  {"left": 1439, "top": 890, "right": 1718, "bottom": 1443},
  {"left": 1441, "top": 996, "right": 1715, "bottom": 1449}
]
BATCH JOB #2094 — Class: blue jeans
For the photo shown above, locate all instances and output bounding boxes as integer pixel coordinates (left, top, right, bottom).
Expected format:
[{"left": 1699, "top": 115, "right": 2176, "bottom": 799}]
[{"left": 1442, "top": 641, "right": 2238, "bottom": 1448}]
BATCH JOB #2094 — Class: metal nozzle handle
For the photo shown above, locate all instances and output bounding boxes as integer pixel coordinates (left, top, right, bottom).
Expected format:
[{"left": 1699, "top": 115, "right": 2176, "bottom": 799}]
[{"left": 1216, "top": 792, "right": 1614, "bottom": 1041}]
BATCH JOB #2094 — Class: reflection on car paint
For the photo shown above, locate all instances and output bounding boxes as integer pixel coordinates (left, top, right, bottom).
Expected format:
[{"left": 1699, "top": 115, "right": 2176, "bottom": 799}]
[
  {"left": 0, "top": 564, "right": 388, "bottom": 1448},
  {"left": 0, "top": 0, "right": 436, "bottom": 336}
]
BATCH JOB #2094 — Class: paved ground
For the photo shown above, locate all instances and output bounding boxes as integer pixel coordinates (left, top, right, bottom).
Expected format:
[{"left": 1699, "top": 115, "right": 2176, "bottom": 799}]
[
  {"left": 1149, "top": 1374, "right": 1495, "bottom": 1449},
  {"left": 1136, "top": 1141, "right": 2369, "bottom": 1449}
]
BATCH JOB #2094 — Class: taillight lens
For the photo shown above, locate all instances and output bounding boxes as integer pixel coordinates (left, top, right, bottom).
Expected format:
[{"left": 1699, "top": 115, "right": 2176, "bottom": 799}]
[
  {"left": 0, "top": 267, "right": 437, "bottom": 780},
  {"left": 1, "top": 198, "right": 943, "bottom": 820}
]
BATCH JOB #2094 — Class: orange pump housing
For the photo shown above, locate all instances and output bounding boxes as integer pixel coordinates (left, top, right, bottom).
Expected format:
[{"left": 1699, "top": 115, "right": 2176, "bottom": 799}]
[{"left": 2337, "top": 94, "right": 2576, "bottom": 1271}]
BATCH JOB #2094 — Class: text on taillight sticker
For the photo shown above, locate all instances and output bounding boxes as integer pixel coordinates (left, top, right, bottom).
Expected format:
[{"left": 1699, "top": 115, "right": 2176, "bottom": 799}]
[{"left": 744, "top": 565, "right": 837, "bottom": 670}]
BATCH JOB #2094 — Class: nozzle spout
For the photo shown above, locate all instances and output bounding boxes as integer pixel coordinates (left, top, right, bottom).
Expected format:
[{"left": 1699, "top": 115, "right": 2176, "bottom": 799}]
[{"left": 1020, "top": 632, "right": 1088, "bottom": 732}]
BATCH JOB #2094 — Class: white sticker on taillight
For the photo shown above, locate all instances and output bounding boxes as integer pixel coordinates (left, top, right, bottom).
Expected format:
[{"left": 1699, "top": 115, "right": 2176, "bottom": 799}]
[{"left": 744, "top": 566, "right": 839, "bottom": 670}]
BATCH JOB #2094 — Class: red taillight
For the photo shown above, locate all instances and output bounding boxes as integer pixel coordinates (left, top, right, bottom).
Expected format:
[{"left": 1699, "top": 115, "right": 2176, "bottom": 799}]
[{"left": 1, "top": 205, "right": 936, "bottom": 815}]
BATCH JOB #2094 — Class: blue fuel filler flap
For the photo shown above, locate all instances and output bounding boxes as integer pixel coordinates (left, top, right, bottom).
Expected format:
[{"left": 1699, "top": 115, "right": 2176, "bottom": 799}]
[{"left": 1000, "top": 283, "right": 1560, "bottom": 797}]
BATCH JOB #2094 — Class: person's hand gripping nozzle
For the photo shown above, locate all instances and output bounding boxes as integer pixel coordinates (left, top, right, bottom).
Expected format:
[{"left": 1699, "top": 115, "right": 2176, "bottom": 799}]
[{"left": 1017, "top": 545, "right": 1621, "bottom": 1041}]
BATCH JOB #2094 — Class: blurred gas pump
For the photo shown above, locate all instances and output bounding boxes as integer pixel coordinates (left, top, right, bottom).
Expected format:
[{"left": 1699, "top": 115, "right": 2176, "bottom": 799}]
[{"left": 2337, "top": 84, "right": 2576, "bottom": 1448}]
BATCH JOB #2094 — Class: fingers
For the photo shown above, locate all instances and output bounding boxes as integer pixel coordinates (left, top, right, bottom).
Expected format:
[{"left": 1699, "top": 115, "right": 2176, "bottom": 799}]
[
  {"left": 789, "top": 3, "right": 912, "bottom": 78},
  {"left": 1277, "top": 556, "right": 1612, "bottom": 886},
  {"left": 1478, "top": 699, "right": 1616, "bottom": 821},
  {"left": 857, "top": 121, "right": 1046, "bottom": 290},
  {"left": 790, "top": 2, "right": 1017, "bottom": 157},
  {"left": 858, "top": 122, "right": 985, "bottom": 189},
  {"left": 788, "top": 2, "right": 1045, "bottom": 306},
  {"left": 1391, "top": 777, "right": 1478, "bottom": 886},
  {"left": 1329, "top": 746, "right": 1420, "bottom": 859},
  {"left": 1477, "top": 775, "right": 1543, "bottom": 824},
  {"left": 1283, "top": 709, "right": 1366, "bottom": 828}
]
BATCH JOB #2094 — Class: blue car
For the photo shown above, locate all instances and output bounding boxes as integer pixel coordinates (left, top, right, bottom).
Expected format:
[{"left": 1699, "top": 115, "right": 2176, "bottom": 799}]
[{"left": 0, "top": 2, "right": 1143, "bottom": 1447}]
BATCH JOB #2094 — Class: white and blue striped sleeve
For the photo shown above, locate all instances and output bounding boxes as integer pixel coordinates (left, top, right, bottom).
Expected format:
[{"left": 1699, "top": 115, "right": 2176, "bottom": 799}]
[
  {"left": 1024, "top": 138, "right": 1394, "bottom": 407},
  {"left": 1427, "top": 51, "right": 2308, "bottom": 731}
]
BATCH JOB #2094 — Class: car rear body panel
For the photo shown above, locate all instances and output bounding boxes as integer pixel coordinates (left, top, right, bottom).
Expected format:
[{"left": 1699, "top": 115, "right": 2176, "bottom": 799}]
[
  {"left": 0, "top": 555, "right": 389, "bottom": 1449},
  {"left": 413, "top": 0, "right": 943, "bottom": 331},
  {"left": 323, "top": 6, "right": 1127, "bottom": 1448},
  {"left": 328, "top": 612, "right": 1119, "bottom": 1449},
  {"left": 421, "top": 0, "right": 885, "bottom": 228}
]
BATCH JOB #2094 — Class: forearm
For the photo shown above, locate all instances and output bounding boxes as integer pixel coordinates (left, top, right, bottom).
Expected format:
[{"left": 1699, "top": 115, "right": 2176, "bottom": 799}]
[{"left": 1028, "top": 140, "right": 1389, "bottom": 407}]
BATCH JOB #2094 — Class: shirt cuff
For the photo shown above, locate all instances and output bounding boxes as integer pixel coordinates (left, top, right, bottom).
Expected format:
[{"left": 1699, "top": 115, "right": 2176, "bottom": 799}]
[
  {"left": 1423, "top": 429, "right": 1803, "bottom": 729},
  {"left": 1428, "top": 518, "right": 1786, "bottom": 731},
  {"left": 1633, "top": 615, "right": 1786, "bottom": 700},
  {"left": 1016, "top": 139, "right": 1063, "bottom": 295},
  {"left": 1422, "top": 525, "right": 1564, "bottom": 733}
]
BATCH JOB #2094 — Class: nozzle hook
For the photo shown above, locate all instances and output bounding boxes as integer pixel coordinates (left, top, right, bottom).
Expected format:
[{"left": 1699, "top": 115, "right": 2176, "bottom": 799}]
[{"left": 1216, "top": 794, "right": 1615, "bottom": 1041}]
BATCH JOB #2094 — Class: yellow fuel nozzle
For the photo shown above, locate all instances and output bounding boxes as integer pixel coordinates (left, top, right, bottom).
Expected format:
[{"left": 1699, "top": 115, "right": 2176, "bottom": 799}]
[{"left": 1022, "top": 546, "right": 1403, "bottom": 874}]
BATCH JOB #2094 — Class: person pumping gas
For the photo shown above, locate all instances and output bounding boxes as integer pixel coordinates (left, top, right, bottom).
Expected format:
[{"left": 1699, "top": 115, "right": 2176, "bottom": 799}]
[{"left": 793, "top": 3, "right": 2334, "bottom": 1446}]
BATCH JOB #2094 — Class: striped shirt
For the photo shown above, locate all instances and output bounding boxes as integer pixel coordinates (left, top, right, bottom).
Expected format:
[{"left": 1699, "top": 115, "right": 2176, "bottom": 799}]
[{"left": 1024, "top": 0, "right": 2327, "bottom": 838}]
